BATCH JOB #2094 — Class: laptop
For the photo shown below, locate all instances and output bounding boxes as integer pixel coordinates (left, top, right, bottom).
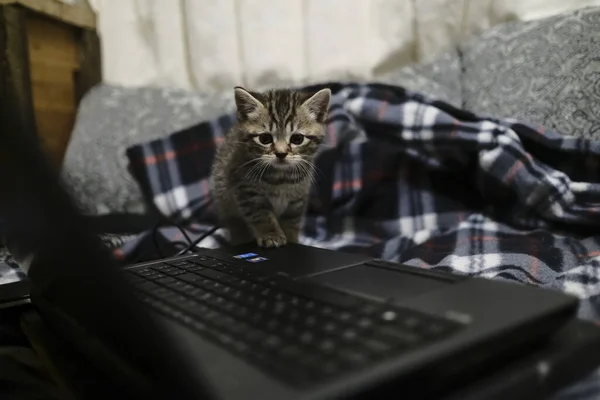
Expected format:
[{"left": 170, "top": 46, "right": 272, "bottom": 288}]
[{"left": 0, "top": 101, "right": 580, "bottom": 399}]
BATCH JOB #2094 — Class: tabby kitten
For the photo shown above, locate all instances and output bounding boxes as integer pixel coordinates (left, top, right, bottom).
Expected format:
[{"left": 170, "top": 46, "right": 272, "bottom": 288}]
[{"left": 211, "top": 86, "right": 331, "bottom": 247}]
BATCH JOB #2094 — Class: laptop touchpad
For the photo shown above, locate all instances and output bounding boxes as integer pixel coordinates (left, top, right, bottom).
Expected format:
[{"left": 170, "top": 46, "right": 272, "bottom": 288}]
[{"left": 306, "top": 264, "right": 451, "bottom": 302}]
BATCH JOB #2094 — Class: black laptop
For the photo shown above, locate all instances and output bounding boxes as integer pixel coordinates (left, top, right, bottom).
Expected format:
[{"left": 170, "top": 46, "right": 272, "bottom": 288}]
[{"left": 0, "top": 101, "right": 580, "bottom": 399}]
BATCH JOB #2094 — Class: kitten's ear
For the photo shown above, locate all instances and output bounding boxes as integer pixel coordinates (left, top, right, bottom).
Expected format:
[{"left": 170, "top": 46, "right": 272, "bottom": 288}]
[
  {"left": 234, "top": 86, "right": 265, "bottom": 121},
  {"left": 301, "top": 88, "right": 331, "bottom": 123}
]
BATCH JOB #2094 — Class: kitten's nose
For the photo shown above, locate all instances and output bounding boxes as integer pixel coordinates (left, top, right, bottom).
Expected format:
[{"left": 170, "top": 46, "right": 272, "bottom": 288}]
[{"left": 275, "top": 152, "right": 287, "bottom": 159}]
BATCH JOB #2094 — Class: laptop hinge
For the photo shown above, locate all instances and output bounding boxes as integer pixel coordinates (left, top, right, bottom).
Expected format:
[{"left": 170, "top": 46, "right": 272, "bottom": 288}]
[{"left": 364, "top": 259, "right": 467, "bottom": 283}]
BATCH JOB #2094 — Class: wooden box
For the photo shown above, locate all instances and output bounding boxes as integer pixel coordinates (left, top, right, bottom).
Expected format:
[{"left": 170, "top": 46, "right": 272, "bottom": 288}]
[{"left": 0, "top": 0, "right": 101, "bottom": 167}]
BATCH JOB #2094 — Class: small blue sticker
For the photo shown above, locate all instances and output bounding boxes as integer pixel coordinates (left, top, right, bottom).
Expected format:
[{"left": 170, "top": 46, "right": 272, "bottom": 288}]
[
  {"left": 233, "top": 252, "right": 258, "bottom": 259},
  {"left": 246, "top": 256, "right": 268, "bottom": 263}
]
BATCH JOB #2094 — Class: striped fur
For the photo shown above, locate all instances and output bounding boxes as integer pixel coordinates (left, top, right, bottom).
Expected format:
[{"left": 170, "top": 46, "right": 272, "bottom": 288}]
[{"left": 211, "top": 87, "right": 330, "bottom": 247}]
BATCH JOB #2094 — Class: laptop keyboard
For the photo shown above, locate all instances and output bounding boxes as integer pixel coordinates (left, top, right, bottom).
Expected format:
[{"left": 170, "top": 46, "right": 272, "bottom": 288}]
[{"left": 127, "top": 255, "right": 464, "bottom": 386}]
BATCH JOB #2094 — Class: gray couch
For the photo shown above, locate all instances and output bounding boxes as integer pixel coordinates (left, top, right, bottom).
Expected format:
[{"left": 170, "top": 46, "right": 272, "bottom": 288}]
[
  {"left": 62, "top": 6, "right": 600, "bottom": 222},
  {"left": 2, "top": 6, "right": 600, "bottom": 400}
]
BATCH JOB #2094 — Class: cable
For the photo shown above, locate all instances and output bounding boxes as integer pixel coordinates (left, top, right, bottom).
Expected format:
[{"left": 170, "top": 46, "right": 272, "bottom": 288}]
[
  {"left": 175, "top": 225, "right": 219, "bottom": 256},
  {"left": 142, "top": 197, "right": 218, "bottom": 261},
  {"left": 150, "top": 220, "right": 194, "bottom": 259}
]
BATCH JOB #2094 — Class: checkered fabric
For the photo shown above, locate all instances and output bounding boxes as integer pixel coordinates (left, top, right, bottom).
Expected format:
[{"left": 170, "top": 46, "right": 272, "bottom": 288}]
[{"left": 125, "top": 82, "right": 600, "bottom": 325}]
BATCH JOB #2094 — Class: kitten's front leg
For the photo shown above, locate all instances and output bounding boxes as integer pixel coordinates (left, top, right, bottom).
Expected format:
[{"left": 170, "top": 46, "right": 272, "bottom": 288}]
[
  {"left": 280, "top": 198, "right": 306, "bottom": 244},
  {"left": 235, "top": 191, "right": 286, "bottom": 248},
  {"left": 221, "top": 218, "right": 254, "bottom": 246}
]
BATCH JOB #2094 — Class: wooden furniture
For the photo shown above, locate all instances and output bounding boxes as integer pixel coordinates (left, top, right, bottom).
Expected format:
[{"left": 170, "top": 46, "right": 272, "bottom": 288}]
[{"left": 0, "top": 0, "right": 101, "bottom": 167}]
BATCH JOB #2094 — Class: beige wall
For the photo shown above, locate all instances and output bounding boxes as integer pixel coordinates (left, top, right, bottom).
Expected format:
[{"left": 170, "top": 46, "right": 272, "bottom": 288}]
[{"left": 90, "top": 0, "right": 600, "bottom": 92}]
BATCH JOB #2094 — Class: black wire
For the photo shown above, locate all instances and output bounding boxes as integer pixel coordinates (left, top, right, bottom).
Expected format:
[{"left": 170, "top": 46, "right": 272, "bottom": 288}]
[
  {"left": 171, "top": 222, "right": 193, "bottom": 245},
  {"left": 150, "top": 220, "right": 194, "bottom": 259},
  {"left": 171, "top": 240, "right": 193, "bottom": 250},
  {"left": 151, "top": 221, "right": 165, "bottom": 258},
  {"left": 143, "top": 197, "right": 218, "bottom": 261},
  {"left": 175, "top": 225, "right": 219, "bottom": 256},
  {"left": 148, "top": 219, "right": 219, "bottom": 259},
  {"left": 149, "top": 197, "right": 219, "bottom": 259}
]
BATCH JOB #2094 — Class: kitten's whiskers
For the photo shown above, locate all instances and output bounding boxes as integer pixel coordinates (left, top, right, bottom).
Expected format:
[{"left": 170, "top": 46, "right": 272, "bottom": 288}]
[
  {"left": 243, "top": 161, "right": 264, "bottom": 182},
  {"left": 236, "top": 157, "right": 262, "bottom": 173},
  {"left": 300, "top": 158, "right": 322, "bottom": 178},
  {"left": 297, "top": 158, "right": 321, "bottom": 187},
  {"left": 257, "top": 161, "right": 271, "bottom": 182}
]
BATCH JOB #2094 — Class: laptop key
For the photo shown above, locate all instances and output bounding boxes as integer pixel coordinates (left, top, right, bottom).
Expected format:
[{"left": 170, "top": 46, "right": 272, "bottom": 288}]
[
  {"left": 154, "top": 277, "right": 176, "bottom": 286},
  {"left": 245, "top": 328, "right": 267, "bottom": 343},
  {"left": 196, "top": 268, "right": 228, "bottom": 281},
  {"left": 317, "top": 339, "right": 337, "bottom": 353},
  {"left": 279, "top": 344, "right": 302, "bottom": 359},
  {"left": 303, "top": 315, "right": 319, "bottom": 328},
  {"left": 377, "top": 326, "right": 420, "bottom": 345},
  {"left": 359, "top": 303, "right": 384, "bottom": 316},
  {"left": 363, "top": 338, "right": 393, "bottom": 354},
  {"left": 178, "top": 299, "right": 200, "bottom": 313},
  {"left": 175, "top": 261, "right": 204, "bottom": 270},
  {"left": 186, "top": 303, "right": 211, "bottom": 317},
  {"left": 147, "top": 273, "right": 167, "bottom": 280},
  {"left": 262, "top": 334, "right": 283, "bottom": 351},
  {"left": 341, "top": 328, "right": 360, "bottom": 342},
  {"left": 152, "top": 286, "right": 171, "bottom": 296},
  {"left": 299, "top": 331, "right": 315, "bottom": 345},
  {"left": 268, "top": 277, "right": 361, "bottom": 309},
  {"left": 162, "top": 267, "right": 186, "bottom": 276},
  {"left": 297, "top": 353, "right": 322, "bottom": 370},
  {"left": 319, "top": 360, "right": 341, "bottom": 376},
  {"left": 169, "top": 269, "right": 186, "bottom": 276},
  {"left": 400, "top": 315, "right": 421, "bottom": 330},
  {"left": 177, "top": 283, "right": 196, "bottom": 293},
  {"left": 338, "top": 348, "right": 369, "bottom": 366},
  {"left": 420, "top": 320, "right": 460, "bottom": 339},
  {"left": 322, "top": 321, "right": 340, "bottom": 334},
  {"left": 193, "top": 259, "right": 224, "bottom": 268},
  {"left": 357, "top": 317, "right": 374, "bottom": 329},
  {"left": 335, "top": 310, "right": 353, "bottom": 322},
  {"left": 166, "top": 260, "right": 193, "bottom": 267},
  {"left": 133, "top": 268, "right": 158, "bottom": 277},
  {"left": 178, "top": 272, "right": 203, "bottom": 283},
  {"left": 161, "top": 292, "right": 188, "bottom": 304}
]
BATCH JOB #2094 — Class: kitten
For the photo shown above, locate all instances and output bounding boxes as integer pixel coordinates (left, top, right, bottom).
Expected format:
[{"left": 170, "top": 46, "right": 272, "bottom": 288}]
[{"left": 211, "top": 86, "right": 331, "bottom": 247}]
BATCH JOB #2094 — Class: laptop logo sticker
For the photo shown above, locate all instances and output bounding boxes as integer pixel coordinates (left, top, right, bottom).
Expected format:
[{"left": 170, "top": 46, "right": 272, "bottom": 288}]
[
  {"left": 246, "top": 256, "right": 268, "bottom": 263},
  {"left": 233, "top": 253, "right": 258, "bottom": 259}
]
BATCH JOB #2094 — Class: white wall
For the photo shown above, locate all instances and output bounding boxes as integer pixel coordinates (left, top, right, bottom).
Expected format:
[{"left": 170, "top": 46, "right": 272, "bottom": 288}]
[{"left": 89, "top": 0, "right": 600, "bottom": 92}]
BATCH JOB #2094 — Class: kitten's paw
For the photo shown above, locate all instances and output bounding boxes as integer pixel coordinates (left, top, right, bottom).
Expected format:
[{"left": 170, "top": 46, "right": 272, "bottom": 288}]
[{"left": 256, "top": 234, "right": 287, "bottom": 248}]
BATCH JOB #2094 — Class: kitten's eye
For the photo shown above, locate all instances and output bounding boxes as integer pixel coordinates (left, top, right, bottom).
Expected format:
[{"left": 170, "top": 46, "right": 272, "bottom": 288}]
[
  {"left": 290, "top": 133, "right": 305, "bottom": 145},
  {"left": 258, "top": 133, "right": 273, "bottom": 145}
]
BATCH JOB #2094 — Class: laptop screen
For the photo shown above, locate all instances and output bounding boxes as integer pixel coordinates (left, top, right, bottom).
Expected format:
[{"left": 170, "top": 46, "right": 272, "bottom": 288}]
[{"left": 0, "top": 91, "right": 211, "bottom": 398}]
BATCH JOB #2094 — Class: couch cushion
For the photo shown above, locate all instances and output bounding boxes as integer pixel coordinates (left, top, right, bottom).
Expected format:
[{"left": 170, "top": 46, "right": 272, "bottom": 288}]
[
  {"left": 375, "top": 50, "right": 462, "bottom": 107},
  {"left": 461, "top": 6, "right": 600, "bottom": 139},
  {"left": 62, "top": 85, "right": 236, "bottom": 215}
]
